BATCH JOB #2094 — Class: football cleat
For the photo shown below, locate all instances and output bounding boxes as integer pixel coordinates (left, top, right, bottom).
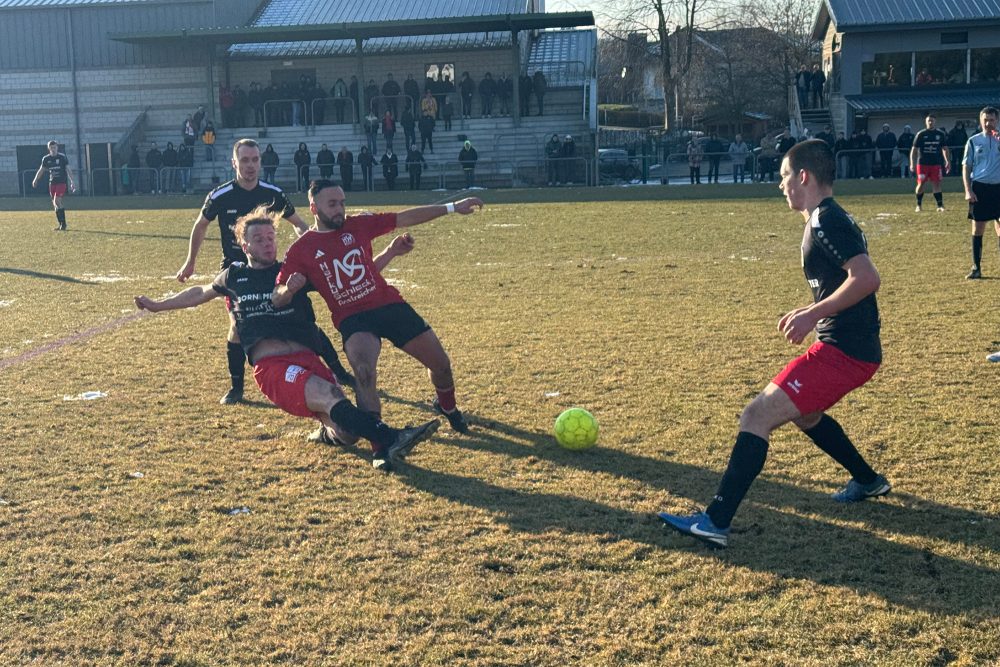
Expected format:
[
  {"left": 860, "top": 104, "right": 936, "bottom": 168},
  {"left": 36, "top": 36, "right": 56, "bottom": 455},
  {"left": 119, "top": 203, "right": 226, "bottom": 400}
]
[
  {"left": 219, "top": 387, "right": 244, "bottom": 405},
  {"left": 831, "top": 474, "right": 891, "bottom": 503},
  {"left": 433, "top": 398, "right": 469, "bottom": 434},
  {"left": 966, "top": 267, "right": 982, "bottom": 280},
  {"left": 658, "top": 511, "right": 729, "bottom": 549},
  {"left": 387, "top": 419, "right": 440, "bottom": 464},
  {"left": 914, "top": 205, "right": 922, "bottom": 212},
  {"left": 987, "top": 351, "right": 1000, "bottom": 362}
]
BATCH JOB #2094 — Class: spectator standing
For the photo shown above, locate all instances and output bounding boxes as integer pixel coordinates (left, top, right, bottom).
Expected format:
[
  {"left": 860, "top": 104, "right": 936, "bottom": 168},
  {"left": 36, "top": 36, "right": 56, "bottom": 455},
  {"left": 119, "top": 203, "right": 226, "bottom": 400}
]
[
  {"left": 382, "top": 73, "right": 401, "bottom": 118},
  {"left": 337, "top": 146, "right": 354, "bottom": 191},
  {"left": 192, "top": 105, "right": 206, "bottom": 134},
  {"left": 437, "top": 75, "right": 454, "bottom": 120},
  {"left": 381, "top": 110, "right": 396, "bottom": 152},
  {"left": 219, "top": 85, "right": 234, "bottom": 127},
  {"left": 183, "top": 116, "right": 197, "bottom": 147},
  {"left": 519, "top": 73, "right": 533, "bottom": 117},
  {"left": 312, "top": 82, "right": 327, "bottom": 125},
  {"left": 359, "top": 145, "right": 375, "bottom": 191},
  {"left": 459, "top": 72, "right": 475, "bottom": 119},
  {"left": 855, "top": 128, "right": 875, "bottom": 178},
  {"left": 293, "top": 142, "right": 311, "bottom": 193},
  {"left": 364, "top": 111, "right": 380, "bottom": 154},
  {"left": 365, "top": 79, "right": 380, "bottom": 116},
  {"left": 560, "top": 134, "right": 576, "bottom": 184},
  {"left": 332, "top": 78, "right": 348, "bottom": 123},
  {"left": 776, "top": 128, "right": 796, "bottom": 157},
  {"left": 729, "top": 134, "right": 750, "bottom": 183},
  {"left": 162, "top": 141, "right": 178, "bottom": 193},
  {"left": 948, "top": 121, "right": 969, "bottom": 176},
  {"left": 545, "top": 134, "right": 562, "bottom": 185},
  {"left": 177, "top": 143, "right": 193, "bottom": 194},
  {"left": 479, "top": 72, "right": 496, "bottom": 118},
  {"left": 810, "top": 64, "right": 826, "bottom": 109},
  {"left": 875, "top": 124, "right": 897, "bottom": 177},
  {"left": 498, "top": 73, "right": 512, "bottom": 116},
  {"left": 146, "top": 142, "right": 162, "bottom": 193},
  {"left": 249, "top": 83, "right": 265, "bottom": 126},
  {"left": 459, "top": 140, "right": 478, "bottom": 188},
  {"left": 201, "top": 121, "right": 216, "bottom": 162},
  {"left": 406, "top": 144, "right": 427, "bottom": 190},
  {"left": 533, "top": 70, "right": 548, "bottom": 116},
  {"left": 380, "top": 148, "right": 398, "bottom": 190},
  {"left": 795, "top": 64, "right": 810, "bottom": 110},
  {"left": 687, "top": 139, "right": 703, "bottom": 184},
  {"left": 317, "top": 143, "right": 335, "bottom": 180},
  {"left": 349, "top": 75, "right": 360, "bottom": 121},
  {"left": 232, "top": 85, "right": 248, "bottom": 127},
  {"left": 705, "top": 132, "right": 724, "bottom": 183},
  {"left": 264, "top": 83, "right": 279, "bottom": 126},
  {"left": 442, "top": 97, "right": 454, "bottom": 131},
  {"left": 897, "top": 125, "right": 915, "bottom": 177},
  {"left": 815, "top": 125, "right": 835, "bottom": 149},
  {"left": 834, "top": 131, "right": 850, "bottom": 179},
  {"left": 401, "top": 104, "right": 416, "bottom": 154},
  {"left": 261, "top": 143, "right": 279, "bottom": 183},
  {"left": 420, "top": 90, "right": 438, "bottom": 121},
  {"left": 403, "top": 74, "right": 421, "bottom": 113},
  {"left": 418, "top": 113, "right": 435, "bottom": 153}
]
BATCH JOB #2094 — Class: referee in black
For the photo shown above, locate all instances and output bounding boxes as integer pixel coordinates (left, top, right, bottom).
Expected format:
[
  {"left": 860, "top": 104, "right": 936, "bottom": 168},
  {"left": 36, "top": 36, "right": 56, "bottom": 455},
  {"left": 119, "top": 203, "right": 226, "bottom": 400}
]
[
  {"left": 177, "top": 138, "right": 352, "bottom": 404},
  {"left": 962, "top": 107, "right": 1000, "bottom": 280}
]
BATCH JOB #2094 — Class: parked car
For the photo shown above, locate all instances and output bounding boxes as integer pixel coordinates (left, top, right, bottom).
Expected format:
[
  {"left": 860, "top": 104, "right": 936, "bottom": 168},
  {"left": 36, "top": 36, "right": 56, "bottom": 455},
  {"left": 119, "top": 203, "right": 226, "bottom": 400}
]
[{"left": 598, "top": 148, "right": 640, "bottom": 181}]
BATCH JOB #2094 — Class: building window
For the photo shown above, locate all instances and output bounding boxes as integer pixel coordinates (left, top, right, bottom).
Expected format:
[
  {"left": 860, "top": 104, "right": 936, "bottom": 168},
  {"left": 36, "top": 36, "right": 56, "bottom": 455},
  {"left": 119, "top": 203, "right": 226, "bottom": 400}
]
[
  {"left": 425, "top": 63, "right": 456, "bottom": 86},
  {"left": 941, "top": 32, "right": 968, "bottom": 45},
  {"left": 971, "top": 48, "right": 1000, "bottom": 83},
  {"left": 861, "top": 52, "right": 911, "bottom": 89},
  {"left": 915, "top": 49, "right": 966, "bottom": 85}
]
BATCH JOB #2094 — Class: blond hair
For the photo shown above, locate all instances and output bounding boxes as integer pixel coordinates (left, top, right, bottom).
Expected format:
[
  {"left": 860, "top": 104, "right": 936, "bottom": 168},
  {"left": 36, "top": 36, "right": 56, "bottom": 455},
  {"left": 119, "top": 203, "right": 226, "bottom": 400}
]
[{"left": 234, "top": 204, "right": 279, "bottom": 244}]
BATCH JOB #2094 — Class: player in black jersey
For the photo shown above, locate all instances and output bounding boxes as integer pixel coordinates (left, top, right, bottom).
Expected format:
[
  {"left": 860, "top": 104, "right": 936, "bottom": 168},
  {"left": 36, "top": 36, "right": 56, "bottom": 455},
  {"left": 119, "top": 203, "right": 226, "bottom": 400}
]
[
  {"left": 176, "top": 138, "right": 353, "bottom": 405},
  {"left": 659, "top": 140, "right": 889, "bottom": 549},
  {"left": 137, "top": 207, "right": 439, "bottom": 471},
  {"left": 909, "top": 114, "right": 951, "bottom": 212},
  {"left": 31, "top": 140, "right": 75, "bottom": 231}
]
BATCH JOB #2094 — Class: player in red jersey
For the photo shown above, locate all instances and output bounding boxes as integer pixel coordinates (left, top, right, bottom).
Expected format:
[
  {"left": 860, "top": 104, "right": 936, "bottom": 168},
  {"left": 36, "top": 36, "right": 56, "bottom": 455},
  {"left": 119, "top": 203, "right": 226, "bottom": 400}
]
[{"left": 274, "top": 180, "right": 483, "bottom": 433}]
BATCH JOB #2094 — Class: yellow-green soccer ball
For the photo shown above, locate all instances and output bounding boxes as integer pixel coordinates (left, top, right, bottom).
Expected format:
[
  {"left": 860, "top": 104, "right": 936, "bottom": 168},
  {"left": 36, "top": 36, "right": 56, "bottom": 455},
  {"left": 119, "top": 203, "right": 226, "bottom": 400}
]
[{"left": 554, "top": 408, "right": 599, "bottom": 450}]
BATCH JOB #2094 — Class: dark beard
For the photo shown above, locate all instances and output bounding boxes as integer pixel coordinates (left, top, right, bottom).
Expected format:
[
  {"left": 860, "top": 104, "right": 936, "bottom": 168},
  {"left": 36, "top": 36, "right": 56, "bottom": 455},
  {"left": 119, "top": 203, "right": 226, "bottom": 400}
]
[{"left": 316, "top": 212, "right": 344, "bottom": 230}]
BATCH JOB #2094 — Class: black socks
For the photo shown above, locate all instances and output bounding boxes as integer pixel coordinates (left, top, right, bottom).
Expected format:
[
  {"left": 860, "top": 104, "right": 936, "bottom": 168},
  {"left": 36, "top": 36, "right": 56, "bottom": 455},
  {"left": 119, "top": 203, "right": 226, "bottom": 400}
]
[
  {"left": 916, "top": 193, "right": 924, "bottom": 207},
  {"left": 226, "top": 341, "right": 245, "bottom": 391},
  {"left": 973, "top": 235, "right": 983, "bottom": 269},
  {"left": 706, "top": 432, "right": 769, "bottom": 529},
  {"left": 55, "top": 208, "right": 66, "bottom": 229},
  {"left": 329, "top": 401, "right": 396, "bottom": 448},
  {"left": 803, "top": 414, "right": 877, "bottom": 485},
  {"left": 933, "top": 192, "right": 943, "bottom": 207}
]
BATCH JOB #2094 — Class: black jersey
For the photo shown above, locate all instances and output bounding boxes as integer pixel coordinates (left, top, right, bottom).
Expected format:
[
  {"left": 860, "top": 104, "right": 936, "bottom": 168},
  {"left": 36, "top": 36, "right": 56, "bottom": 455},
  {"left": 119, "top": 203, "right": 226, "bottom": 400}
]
[
  {"left": 200, "top": 180, "right": 295, "bottom": 268},
  {"left": 913, "top": 128, "right": 948, "bottom": 166},
  {"left": 212, "top": 261, "right": 319, "bottom": 362},
  {"left": 41, "top": 153, "right": 70, "bottom": 184},
  {"left": 801, "top": 198, "right": 881, "bottom": 363}
]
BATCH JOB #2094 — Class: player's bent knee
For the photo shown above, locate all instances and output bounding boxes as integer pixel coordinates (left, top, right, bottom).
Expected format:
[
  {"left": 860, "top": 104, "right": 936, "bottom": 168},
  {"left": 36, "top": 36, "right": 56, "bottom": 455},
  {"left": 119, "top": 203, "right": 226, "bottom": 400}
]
[{"left": 793, "top": 411, "right": 823, "bottom": 431}]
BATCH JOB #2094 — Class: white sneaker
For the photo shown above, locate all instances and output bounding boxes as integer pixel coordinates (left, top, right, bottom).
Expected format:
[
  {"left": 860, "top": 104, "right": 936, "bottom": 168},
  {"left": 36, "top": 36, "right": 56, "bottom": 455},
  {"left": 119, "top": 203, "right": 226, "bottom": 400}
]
[
  {"left": 987, "top": 351, "right": 1000, "bottom": 362},
  {"left": 915, "top": 205, "right": 922, "bottom": 212},
  {"left": 937, "top": 206, "right": 945, "bottom": 212}
]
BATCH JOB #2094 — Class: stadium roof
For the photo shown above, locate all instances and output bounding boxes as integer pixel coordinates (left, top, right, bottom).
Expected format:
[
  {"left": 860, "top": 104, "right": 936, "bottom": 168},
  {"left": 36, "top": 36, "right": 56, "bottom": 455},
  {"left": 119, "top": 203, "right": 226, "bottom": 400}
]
[
  {"left": 110, "top": 12, "right": 595, "bottom": 47},
  {"left": 844, "top": 88, "right": 1000, "bottom": 113},
  {"left": 525, "top": 28, "right": 596, "bottom": 87},
  {"left": 812, "top": 0, "right": 1000, "bottom": 38},
  {"left": 250, "top": 0, "right": 527, "bottom": 27},
  {"left": 0, "top": 0, "right": 160, "bottom": 7}
]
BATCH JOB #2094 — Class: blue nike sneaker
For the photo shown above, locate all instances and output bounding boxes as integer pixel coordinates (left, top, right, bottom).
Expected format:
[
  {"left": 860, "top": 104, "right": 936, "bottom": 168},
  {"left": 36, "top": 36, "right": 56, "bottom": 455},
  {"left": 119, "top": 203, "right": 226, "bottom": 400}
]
[
  {"left": 658, "top": 511, "right": 729, "bottom": 549},
  {"left": 831, "top": 474, "right": 891, "bottom": 503}
]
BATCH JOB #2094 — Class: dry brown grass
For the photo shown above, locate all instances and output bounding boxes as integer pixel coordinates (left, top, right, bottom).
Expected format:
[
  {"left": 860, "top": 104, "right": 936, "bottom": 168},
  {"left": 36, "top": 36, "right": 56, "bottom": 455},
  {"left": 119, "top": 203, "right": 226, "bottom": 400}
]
[{"left": 1, "top": 189, "right": 998, "bottom": 666}]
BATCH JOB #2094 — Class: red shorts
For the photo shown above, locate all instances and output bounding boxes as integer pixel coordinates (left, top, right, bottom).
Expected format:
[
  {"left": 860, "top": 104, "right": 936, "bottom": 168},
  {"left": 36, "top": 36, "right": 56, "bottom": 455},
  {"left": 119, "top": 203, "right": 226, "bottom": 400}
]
[
  {"left": 772, "top": 341, "right": 879, "bottom": 415},
  {"left": 253, "top": 351, "right": 336, "bottom": 418},
  {"left": 916, "top": 165, "right": 942, "bottom": 185},
  {"left": 49, "top": 183, "right": 67, "bottom": 197}
]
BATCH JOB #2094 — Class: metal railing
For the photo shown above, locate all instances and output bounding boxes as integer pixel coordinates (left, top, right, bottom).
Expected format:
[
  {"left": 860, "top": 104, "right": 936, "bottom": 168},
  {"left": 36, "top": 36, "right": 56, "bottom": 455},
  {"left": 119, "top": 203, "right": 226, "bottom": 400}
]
[
  {"left": 262, "top": 98, "right": 307, "bottom": 132},
  {"left": 114, "top": 106, "right": 150, "bottom": 164},
  {"left": 20, "top": 168, "right": 91, "bottom": 197},
  {"left": 515, "top": 157, "right": 592, "bottom": 188},
  {"left": 312, "top": 97, "right": 357, "bottom": 127},
  {"left": 523, "top": 59, "right": 588, "bottom": 89}
]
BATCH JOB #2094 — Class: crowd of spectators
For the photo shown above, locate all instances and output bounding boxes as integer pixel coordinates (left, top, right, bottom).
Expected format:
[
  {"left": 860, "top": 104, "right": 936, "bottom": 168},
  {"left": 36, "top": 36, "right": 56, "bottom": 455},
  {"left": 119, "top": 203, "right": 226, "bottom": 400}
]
[{"left": 215, "top": 70, "right": 550, "bottom": 129}]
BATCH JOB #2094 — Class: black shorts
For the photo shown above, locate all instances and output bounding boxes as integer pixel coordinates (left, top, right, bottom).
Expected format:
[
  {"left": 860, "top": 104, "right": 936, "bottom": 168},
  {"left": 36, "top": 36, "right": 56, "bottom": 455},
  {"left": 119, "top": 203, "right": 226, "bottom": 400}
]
[
  {"left": 968, "top": 181, "right": 1000, "bottom": 222},
  {"left": 339, "top": 302, "right": 431, "bottom": 349}
]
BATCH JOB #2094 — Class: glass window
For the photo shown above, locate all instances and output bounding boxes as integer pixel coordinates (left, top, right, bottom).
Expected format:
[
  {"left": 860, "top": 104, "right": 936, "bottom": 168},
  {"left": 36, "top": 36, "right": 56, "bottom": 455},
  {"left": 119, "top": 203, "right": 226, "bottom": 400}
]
[
  {"left": 971, "top": 48, "right": 1000, "bottom": 83},
  {"left": 915, "top": 49, "right": 966, "bottom": 85},
  {"left": 861, "top": 52, "right": 911, "bottom": 89},
  {"left": 424, "top": 63, "right": 456, "bottom": 85}
]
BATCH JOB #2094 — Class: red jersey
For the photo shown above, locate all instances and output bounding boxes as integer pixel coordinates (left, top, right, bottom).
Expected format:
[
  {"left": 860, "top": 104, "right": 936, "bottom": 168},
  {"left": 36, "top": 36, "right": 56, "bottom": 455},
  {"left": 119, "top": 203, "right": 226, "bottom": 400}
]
[{"left": 278, "top": 212, "right": 405, "bottom": 328}]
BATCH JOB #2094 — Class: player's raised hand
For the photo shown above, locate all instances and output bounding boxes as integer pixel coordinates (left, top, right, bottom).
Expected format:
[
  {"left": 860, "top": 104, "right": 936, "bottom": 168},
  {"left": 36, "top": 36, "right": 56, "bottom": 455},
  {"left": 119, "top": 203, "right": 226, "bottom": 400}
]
[
  {"left": 176, "top": 262, "right": 195, "bottom": 283},
  {"left": 454, "top": 197, "right": 484, "bottom": 214},
  {"left": 286, "top": 272, "right": 307, "bottom": 293},
  {"left": 389, "top": 233, "right": 415, "bottom": 256}
]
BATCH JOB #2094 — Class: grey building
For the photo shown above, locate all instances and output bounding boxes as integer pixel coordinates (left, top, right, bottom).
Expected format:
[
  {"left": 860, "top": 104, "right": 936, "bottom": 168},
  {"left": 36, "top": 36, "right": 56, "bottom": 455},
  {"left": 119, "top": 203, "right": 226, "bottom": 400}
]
[{"left": 813, "top": 0, "right": 1000, "bottom": 136}]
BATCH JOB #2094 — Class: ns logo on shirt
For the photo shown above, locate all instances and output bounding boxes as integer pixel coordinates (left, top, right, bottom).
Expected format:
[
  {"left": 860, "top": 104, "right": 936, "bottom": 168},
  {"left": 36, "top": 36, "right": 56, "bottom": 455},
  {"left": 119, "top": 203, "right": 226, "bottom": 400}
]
[{"left": 326, "top": 248, "right": 367, "bottom": 290}]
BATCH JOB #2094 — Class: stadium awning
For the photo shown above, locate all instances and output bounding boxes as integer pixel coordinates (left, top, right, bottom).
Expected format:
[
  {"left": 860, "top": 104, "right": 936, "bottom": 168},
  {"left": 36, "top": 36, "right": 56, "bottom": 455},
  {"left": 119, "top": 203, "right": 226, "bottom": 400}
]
[
  {"left": 845, "top": 89, "right": 1000, "bottom": 113},
  {"left": 109, "top": 12, "right": 595, "bottom": 46}
]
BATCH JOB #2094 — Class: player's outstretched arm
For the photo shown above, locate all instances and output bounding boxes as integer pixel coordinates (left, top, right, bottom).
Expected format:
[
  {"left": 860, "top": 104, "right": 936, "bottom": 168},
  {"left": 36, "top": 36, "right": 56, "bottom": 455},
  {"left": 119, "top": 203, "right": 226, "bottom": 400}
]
[
  {"left": 176, "top": 215, "right": 212, "bottom": 283},
  {"left": 395, "top": 197, "right": 484, "bottom": 228},
  {"left": 31, "top": 164, "right": 45, "bottom": 189},
  {"left": 373, "top": 233, "right": 415, "bottom": 272},
  {"left": 134, "top": 285, "right": 219, "bottom": 313},
  {"left": 272, "top": 272, "right": 307, "bottom": 308}
]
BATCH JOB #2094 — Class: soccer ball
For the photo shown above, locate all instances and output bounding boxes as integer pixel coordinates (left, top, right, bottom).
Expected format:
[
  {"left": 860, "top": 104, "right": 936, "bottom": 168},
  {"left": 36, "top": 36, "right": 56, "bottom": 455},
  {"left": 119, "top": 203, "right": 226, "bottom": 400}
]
[{"left": 554, "top": 408, "right": 599, "bottom": 450}]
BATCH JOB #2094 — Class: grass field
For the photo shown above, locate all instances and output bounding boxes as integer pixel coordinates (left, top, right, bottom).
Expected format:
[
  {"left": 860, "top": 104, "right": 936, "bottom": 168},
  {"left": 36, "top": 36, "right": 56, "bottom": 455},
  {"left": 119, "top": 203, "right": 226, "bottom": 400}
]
[{"left": 1, "top": 184, "right": 999, "bottom": 666}]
